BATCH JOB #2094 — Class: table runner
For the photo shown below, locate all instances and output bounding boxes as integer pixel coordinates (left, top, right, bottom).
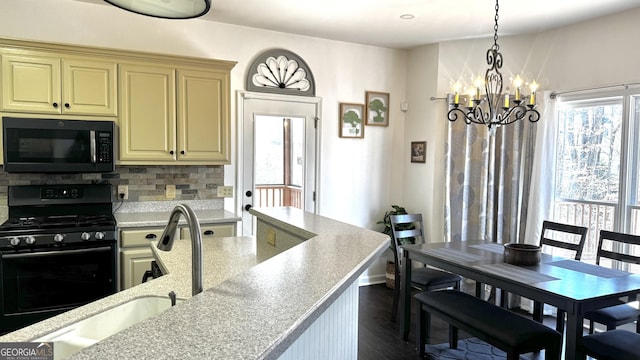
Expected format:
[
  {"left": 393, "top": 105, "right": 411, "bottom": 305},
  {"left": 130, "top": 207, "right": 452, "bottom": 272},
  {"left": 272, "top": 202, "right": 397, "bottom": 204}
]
[
  {"left": 470, "top": 243, "right": 505, "bottom": 254},
  {"left": 424, "top": 247, "right": 487, "bottom": 263},
  {"left": 474, "top": 263, "right": 559, "bottom": 284},
  {"left": 548, "top": 259, "right": 628, "bottom": 278}
]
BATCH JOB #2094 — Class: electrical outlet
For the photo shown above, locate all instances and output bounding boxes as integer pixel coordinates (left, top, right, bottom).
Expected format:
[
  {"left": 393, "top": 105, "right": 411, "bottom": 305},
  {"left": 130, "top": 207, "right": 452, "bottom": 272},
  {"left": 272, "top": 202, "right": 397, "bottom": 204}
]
[
  {"left": 117, "top": 185, "right": 129, "bottom": 200},
  {"left": 165, "top": 184, "right": 176, "bottom": 199},
  {"left": 217, "top": 186, "right": 234, "bottom": 197},
  {"left": 267, "top": 229, "right": 276, "bottom": 246}
]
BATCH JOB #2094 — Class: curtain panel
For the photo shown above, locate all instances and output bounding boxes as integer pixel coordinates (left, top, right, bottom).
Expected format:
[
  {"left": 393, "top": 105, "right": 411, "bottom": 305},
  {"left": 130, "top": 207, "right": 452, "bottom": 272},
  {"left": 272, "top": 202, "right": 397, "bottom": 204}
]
[{"left": 445, "top": 108, "right": 538, "bottom": 244}]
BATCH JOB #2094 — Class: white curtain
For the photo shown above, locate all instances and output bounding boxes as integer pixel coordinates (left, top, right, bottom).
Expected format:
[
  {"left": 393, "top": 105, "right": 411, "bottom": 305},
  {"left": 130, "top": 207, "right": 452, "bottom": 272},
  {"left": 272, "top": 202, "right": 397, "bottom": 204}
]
[
  {"left": 523, "top": 91, "right": 557, "bottom": 245},
  {"left": 521, "top": 90, "right": 557, "bottom": 312}
]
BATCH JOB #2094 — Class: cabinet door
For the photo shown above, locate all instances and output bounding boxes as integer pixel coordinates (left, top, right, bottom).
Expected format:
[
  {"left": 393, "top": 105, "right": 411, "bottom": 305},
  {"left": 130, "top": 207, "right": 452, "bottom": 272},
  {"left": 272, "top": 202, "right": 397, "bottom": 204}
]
[
  {"left": 177, "top": 69, "right": 230, "bottom": 163},
  {"left": 121, "top": 248, "right": 154, "bottom": 290},
  {"left": 63, "top": 59, "right": 117, "bottom": 116},
  {"left": 119, "top": 64, "right": 176, "bottom": 161},
  {"left": 1, "top": 54, "right": 61, "bottom": 114}
]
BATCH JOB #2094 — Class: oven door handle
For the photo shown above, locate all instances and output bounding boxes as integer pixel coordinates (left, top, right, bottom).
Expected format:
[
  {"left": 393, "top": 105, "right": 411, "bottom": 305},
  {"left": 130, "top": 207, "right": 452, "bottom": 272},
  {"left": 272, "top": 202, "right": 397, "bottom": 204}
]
[
  {"left": 90, "top": 130, "right": 97, "bottom": 164},
  {"left": 2, "top": 246, "right": 112, "bottom": 259}
]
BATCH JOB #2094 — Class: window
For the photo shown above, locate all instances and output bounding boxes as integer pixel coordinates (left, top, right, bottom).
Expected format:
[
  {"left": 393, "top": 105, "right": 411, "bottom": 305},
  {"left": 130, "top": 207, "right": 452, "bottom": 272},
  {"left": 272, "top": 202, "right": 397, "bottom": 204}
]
[
  {"left": 253, "top": 115, "right": 305, "bottom": 208},
  {"left": 553, "top": 90, "right": 640, "bottom": 267}
]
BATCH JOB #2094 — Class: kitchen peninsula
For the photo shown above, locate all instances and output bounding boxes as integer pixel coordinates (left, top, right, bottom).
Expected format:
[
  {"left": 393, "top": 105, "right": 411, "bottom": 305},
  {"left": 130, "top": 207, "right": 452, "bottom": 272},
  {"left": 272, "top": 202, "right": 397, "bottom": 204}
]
[{"left": 0, "top": 207, "right": 388, "bottom": 360}]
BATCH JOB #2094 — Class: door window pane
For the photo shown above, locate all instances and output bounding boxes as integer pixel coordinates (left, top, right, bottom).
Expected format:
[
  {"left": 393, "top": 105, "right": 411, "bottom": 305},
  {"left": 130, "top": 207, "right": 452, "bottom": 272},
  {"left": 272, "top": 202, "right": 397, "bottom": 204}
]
[
  {"left": 290, "top": 118, "right": 304, "bottom": 187},
  {"left": 254, "top": 115, "right": 284, "bottom": 185}
]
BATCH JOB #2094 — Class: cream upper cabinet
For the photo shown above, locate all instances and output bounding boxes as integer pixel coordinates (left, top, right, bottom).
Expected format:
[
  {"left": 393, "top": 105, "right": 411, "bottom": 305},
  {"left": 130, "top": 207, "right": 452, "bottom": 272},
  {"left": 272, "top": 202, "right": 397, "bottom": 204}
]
[
  {"left": 1, "top": 53, "right": 117, "bottom": 116},
  {"left": 118, "top": 66, "right": 231, "bottom": 165},
  {"left": 177, "top": 69, "right": 230, "bottom": 163},
  {"left": 119, "top": 63, "right": 176, "bottom": 162},
  {"left": 63, "top": 59, "right": 118, "bottom": 115}
]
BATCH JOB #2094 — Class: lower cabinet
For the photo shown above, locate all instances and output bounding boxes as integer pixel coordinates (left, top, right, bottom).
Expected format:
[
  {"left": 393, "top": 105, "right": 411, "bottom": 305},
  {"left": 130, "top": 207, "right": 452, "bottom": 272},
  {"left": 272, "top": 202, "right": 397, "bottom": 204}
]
[
  {"left": 120, "top": 227, "right": 163, "bottom": 290},
  {"left": 120, "top": 223, "right": 237, "bottom": 290}
]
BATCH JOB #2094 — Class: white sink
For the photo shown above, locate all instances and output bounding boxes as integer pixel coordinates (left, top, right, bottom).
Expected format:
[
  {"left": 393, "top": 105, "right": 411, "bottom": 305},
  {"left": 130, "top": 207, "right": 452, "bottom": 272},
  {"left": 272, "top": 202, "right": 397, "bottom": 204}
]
[{"left": 35, "top": 295, "right": 181, "bottom": 359}]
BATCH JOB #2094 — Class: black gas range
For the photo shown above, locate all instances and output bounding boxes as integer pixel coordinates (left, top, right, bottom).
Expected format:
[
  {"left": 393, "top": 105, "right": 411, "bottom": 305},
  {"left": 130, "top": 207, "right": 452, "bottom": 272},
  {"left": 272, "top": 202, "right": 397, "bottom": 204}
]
[{"left": 0, "top": 184, "right": 118, "bottom": 335}]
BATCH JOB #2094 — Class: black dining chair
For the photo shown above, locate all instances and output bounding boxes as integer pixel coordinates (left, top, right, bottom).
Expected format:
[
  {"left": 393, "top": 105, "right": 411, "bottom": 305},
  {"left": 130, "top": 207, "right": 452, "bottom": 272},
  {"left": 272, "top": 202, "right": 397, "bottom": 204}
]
[
  {"left": 581, "top": 329, "right": 640, "bottom": 360},
  {"left": 584, "top": 230, "right": 640, "bottom": 334},
  {"left": 389, "top": 213, "right": 462, "bottom": 322},
  {"left": 532, "top": 220, "right": 588, "bottom": 333}
]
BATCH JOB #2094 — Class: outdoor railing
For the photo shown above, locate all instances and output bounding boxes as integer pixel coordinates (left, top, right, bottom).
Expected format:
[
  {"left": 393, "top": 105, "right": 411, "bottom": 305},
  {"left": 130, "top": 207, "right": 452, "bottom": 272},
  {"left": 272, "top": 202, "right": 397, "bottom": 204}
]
[
  {"left": 554, "top": 200, "right": 640, "bottom": 271},
  {"left": 553, "top": 200, "right": 615, "bottom": 260},
  {"left": 255, "top": 185, "right": 302, "bottom": 209}
]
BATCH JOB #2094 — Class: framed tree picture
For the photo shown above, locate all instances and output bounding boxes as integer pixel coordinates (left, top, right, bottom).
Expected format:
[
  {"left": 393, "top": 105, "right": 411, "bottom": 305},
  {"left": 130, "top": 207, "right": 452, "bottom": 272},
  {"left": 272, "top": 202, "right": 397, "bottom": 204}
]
[
  {"left": 365, "top": 91, "right": 390, "bottom": 126},
  {"left": 339, "top": 103, "right": 365, "bottom": 138},
  {"left": 411, "top": 141, "right": 426, "bottom": 163}
]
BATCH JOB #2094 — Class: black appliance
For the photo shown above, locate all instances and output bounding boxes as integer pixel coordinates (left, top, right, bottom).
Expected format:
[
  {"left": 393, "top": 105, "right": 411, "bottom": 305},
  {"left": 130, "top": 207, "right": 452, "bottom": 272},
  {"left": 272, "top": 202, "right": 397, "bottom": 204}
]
[
  {"left": 0, "top": 184, "right": 118, "bottom": 335},
  {"left": 2, "top": 117, "right": 115, "bottom": 173}
]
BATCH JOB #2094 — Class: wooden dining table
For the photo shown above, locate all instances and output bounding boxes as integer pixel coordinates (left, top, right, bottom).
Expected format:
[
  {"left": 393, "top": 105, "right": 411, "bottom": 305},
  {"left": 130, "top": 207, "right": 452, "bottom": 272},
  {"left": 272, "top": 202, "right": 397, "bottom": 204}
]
[{"left": 399, "top": 240, "right": 640, "bottom": 360}]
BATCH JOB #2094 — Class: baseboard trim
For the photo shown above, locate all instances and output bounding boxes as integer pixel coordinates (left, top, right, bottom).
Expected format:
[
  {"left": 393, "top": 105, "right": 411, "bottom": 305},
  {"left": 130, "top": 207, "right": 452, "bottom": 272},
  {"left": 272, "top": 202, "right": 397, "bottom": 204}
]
[{"left": 358, "top": 274, "right": 386, "bottom": 287}]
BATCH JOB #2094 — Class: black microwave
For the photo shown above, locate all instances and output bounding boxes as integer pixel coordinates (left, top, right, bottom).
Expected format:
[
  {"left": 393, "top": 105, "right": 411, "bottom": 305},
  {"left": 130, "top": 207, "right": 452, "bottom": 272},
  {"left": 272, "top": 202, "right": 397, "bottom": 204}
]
[{"left": 2, "top": 117, "right": 115, "bottom": 173}]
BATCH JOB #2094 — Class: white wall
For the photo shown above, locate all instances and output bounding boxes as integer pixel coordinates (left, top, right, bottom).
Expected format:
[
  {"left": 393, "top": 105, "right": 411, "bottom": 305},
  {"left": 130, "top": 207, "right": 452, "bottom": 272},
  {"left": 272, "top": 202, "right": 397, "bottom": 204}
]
[
  {"left": 406, "top": 7, "right": 640, "bottom": 245},
  {"left": 0, "top": 0, "right": 407, "bottom": 232},
  {"left": 402, "top": 44, "right": 447, "bottom": 243}
]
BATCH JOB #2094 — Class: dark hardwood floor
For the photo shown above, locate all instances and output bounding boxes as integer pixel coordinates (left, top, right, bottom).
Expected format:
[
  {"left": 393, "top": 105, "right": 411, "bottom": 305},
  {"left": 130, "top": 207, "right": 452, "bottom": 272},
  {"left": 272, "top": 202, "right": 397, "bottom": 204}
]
[
  {"left": 358, "top": 283, "right": 452, "bottom": 360},
  {"left": 357, "top": 283, "right": 553, "bottom": 360}
]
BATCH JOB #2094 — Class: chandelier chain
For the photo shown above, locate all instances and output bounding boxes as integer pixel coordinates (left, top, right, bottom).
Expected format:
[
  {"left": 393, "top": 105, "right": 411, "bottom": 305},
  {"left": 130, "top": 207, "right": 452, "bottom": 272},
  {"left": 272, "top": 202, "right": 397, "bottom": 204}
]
[{"left": 493, "top": 0, "right": 500, "bottom": 50}]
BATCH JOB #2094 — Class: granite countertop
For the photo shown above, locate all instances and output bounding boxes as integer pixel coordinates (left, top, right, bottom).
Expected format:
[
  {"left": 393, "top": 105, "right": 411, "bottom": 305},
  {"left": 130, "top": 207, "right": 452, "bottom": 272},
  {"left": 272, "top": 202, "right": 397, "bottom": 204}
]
[
  {"left": 0, "top": 207, "right": 388, "bottom": 360},
  {"left": 115, "top": 207, "right": 240, "bottom": 228}
]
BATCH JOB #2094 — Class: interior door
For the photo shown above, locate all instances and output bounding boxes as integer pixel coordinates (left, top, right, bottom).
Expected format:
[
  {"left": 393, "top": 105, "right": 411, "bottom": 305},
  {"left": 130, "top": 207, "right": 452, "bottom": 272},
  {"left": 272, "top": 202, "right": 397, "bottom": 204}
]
[{"left": 240, "top": 93, "right": 320, "bottom": 235}]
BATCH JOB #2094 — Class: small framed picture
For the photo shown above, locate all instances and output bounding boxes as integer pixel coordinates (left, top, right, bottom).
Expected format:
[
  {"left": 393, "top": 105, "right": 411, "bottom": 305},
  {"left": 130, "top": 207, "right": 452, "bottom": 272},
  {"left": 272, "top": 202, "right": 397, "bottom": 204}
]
[
  {"left": 365, "top": 91, "right": 390, "bottom": 126},
  {"left": 411, "top": 141, "right": 426, "bottom": 163},
  {"left": 339, "top": 103, "right": 365, "bottom": 138}
]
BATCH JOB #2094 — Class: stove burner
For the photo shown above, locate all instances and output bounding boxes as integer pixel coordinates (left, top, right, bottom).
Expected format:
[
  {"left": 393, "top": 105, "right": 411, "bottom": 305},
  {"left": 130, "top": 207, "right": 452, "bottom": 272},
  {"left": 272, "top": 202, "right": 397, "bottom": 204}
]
[
  {"left": 0, "top": 184, "right": 117, "bottom": 249},
  {"left": 0, "top": 215, "right": 116, "bottom": 231}
]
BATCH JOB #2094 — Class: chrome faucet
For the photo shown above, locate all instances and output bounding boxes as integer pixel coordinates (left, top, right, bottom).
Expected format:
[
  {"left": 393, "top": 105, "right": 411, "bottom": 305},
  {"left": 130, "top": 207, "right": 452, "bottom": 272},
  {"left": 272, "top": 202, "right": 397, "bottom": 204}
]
[{"left": 156, "top": 204, "right": 203, "bottom": 296}]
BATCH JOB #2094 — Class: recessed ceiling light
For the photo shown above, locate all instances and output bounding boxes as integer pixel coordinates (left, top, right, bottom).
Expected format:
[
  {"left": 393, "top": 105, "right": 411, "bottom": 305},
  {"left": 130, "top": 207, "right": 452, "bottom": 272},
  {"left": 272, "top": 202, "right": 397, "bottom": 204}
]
[{"left": 400, "top": 14, "right": 415, "bottom": 20}]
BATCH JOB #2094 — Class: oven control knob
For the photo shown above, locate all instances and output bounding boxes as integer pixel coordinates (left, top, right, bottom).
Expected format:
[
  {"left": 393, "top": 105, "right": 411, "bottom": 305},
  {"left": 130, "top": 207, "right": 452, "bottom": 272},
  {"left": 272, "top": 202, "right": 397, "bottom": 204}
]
[
  {"left": 9, "top": 237, "right": 20, "bottom": 246},
  {"left": 95, "top": 232, "right": 105, "bottom": 240},
  {"left": 54, "top": 234, "right": 64, "bottom": 243},
  {"left": 25, "top": 236, "right": 36, "bottom": 245},
  {"left": 81, "top": 232, "right": 91, "bottom": 241}
]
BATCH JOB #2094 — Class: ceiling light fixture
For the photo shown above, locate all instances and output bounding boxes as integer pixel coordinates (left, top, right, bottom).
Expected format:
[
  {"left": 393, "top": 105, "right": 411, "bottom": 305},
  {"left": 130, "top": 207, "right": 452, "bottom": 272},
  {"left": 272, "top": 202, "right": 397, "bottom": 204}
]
[
  {"left": 448, "top": 0, "right": 540, "bottom": 131},
  {"left": 104, "top": 0, "right": 211, "bottom": 19}
]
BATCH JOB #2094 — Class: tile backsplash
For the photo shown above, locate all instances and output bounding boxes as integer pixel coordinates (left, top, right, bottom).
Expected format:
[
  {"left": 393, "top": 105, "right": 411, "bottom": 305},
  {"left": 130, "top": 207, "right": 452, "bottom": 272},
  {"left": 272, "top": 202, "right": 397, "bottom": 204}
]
[{"left": 0, "top": 165, "right": 225, "bottom": 202}]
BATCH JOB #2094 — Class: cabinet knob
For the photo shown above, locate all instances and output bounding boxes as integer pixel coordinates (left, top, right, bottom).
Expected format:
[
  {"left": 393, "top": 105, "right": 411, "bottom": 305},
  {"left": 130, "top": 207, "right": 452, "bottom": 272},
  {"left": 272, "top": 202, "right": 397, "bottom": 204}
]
[
  {"left": 169, "top": 150, "right": 174, "bottom": 155},
  {"left": 180, "top": 150, "right": 185, "bottom": 155},
  {"left": 203, "top": 230, "right": 214, "bottom": 236},
  {"left": 145, "top": 233, "right": 158, "bottom": 239},
  {"left": 64, "top": 103, "right": 70, "bottom": 108},
  {"left": 244, "top": 204, "right": 252, "bottom": 211},
  {"left": 52, "top": 102, "right": 58, "bottom": 108}
]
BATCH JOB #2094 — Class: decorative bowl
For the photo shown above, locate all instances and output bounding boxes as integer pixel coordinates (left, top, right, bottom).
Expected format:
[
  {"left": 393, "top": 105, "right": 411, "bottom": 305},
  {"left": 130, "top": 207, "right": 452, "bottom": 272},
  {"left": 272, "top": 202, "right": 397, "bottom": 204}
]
[{"left": 503, "top": 243, "right": 541, "bottom": 266}]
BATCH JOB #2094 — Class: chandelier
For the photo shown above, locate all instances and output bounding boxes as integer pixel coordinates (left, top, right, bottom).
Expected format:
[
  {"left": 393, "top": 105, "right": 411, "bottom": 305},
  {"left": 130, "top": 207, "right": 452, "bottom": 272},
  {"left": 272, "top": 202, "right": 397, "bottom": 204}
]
[
  {"left": 104, "top": 0, "right": 211, "bottom": 19},
  {"left": 448, "top": 0, "right": 540, "bottom": 131}
]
